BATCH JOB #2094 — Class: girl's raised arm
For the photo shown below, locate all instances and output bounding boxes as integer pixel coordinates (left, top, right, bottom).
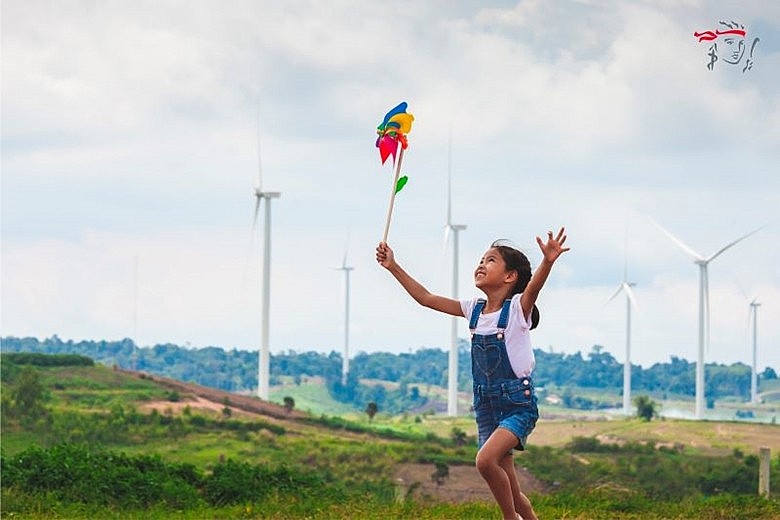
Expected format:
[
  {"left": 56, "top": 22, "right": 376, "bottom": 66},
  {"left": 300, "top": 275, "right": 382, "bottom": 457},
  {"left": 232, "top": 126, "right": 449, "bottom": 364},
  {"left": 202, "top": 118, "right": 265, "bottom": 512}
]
[
  {"left": 520, "top": 227, "right": 570, "bottom": 319},
  {"left": 376, "top": 242, "right": 463, "bottom": 317}
]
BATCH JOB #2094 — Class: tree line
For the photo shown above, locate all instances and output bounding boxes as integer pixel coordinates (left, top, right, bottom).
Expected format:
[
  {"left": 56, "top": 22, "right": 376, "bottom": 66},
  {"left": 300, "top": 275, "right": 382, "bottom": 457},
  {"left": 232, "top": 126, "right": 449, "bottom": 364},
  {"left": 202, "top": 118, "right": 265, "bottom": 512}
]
[{"left": 2, "top": 335, "right": 775, "bottom": 411}]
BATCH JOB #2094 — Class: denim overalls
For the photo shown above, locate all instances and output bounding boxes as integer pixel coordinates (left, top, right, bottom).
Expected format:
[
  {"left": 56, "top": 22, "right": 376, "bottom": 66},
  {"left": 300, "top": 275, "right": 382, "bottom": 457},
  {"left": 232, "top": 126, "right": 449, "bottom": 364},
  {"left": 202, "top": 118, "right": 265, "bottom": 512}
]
[{"left": 470, "top": 298, "right": 539, "bottom": 451}]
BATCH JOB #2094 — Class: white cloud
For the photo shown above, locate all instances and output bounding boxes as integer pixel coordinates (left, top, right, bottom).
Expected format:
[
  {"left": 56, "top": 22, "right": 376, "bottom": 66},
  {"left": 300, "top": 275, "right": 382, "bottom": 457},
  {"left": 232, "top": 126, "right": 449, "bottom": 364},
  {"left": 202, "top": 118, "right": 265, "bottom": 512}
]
[{"left": 2, "top": 0, "right": 778, "bottom": 373}]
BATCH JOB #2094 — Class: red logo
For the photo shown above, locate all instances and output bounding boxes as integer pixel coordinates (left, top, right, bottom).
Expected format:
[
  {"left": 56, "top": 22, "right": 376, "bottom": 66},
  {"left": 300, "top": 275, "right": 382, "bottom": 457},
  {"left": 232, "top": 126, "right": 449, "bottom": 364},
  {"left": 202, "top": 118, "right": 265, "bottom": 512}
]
[{"left": 694, "top": 20, "right": 759, "bottom": 72}]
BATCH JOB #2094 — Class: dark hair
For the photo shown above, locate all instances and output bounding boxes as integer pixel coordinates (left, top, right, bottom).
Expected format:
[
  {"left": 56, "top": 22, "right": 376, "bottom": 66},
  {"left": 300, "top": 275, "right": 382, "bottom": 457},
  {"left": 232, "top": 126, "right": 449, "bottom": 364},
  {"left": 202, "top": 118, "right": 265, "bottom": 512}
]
[{"left": 491, "top": 240, "right": 540, "bottom": 329}]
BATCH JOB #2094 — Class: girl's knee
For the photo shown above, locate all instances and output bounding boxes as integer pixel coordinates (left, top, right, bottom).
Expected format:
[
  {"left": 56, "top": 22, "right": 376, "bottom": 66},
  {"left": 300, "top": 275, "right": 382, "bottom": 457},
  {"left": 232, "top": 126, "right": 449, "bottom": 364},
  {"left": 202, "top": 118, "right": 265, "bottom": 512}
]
[{"left": 475, "top": 451, "right": 497, "bottom": 475}]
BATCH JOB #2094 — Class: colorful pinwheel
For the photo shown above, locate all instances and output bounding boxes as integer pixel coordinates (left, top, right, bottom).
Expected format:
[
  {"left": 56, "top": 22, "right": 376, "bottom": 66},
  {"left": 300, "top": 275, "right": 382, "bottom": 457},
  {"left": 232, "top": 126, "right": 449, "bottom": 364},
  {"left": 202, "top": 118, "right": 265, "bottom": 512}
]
[{"left": 376, "top": 102, "right": 414, "bottom": 242}]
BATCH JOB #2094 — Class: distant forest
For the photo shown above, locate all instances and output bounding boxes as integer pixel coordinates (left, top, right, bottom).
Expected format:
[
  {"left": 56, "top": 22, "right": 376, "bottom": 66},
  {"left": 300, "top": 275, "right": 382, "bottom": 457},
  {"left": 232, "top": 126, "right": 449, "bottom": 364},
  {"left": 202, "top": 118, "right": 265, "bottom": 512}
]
[{"left": 2, "top": 335, "right": 776, "bottom": 413}]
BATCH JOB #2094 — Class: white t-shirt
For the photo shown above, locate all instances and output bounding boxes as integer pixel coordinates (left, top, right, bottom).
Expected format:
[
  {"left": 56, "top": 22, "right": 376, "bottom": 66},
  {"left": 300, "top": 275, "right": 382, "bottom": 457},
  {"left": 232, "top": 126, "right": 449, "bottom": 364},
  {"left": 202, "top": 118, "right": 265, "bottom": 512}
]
[{"left": 460, "top": 293, "right": 535, "bottom": 378}]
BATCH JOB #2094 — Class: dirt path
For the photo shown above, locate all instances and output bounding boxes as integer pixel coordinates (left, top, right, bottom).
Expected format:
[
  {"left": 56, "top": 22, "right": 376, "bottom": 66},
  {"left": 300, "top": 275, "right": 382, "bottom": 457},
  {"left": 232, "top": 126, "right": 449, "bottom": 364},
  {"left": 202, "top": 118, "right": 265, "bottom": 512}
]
[
  {"left": 122, "top": 369, "right": 550, "bottom": 503},
  {"left": 395, "top": 463, "right": 548, "bottom": 503}
]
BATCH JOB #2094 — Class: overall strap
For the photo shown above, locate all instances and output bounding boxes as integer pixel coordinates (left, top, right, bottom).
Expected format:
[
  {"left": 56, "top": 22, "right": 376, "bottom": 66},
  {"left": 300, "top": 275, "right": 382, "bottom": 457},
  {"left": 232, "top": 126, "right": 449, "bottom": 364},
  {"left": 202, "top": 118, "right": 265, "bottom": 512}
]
[
  {"left": 496, "top": 299, "right": 512, "bottom": 339},
  {"left": 497, "top": 299, "right": 512, "bottom": 329},
  {"left": 469, "top": 299, "right": 486, "bottom": 331}
]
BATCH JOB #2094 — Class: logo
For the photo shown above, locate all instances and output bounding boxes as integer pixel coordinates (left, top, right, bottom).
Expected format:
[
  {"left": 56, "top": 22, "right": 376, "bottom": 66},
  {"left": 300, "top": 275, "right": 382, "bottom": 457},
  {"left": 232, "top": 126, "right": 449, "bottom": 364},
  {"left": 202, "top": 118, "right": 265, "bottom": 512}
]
[{"left": 694, "top": 20, "right": 759, "bottom": 72}]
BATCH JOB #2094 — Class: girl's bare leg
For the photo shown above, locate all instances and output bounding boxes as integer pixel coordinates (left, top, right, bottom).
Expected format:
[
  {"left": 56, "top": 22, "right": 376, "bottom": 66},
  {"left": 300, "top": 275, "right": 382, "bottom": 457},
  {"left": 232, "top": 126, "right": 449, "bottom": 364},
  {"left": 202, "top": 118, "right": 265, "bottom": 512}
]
[
  {"left": 499, "top": 452, "right": 537, "bottom": 520},
  {"left": 475, "top": 428, "right": 522, "bottom": 520}
]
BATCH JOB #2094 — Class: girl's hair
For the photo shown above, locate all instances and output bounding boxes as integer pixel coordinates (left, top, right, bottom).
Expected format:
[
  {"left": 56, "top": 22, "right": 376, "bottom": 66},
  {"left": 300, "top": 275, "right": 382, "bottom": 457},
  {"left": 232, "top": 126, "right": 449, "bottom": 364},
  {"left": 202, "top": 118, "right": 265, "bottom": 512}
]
[{"left": 491, "top": 240, "right": 540, "bottom": 329}]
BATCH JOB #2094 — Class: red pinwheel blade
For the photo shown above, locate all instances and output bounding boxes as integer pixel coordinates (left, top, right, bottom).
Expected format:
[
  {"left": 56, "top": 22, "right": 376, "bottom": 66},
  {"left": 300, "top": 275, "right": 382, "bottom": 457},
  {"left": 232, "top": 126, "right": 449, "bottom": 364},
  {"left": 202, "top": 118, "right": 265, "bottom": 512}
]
[{"left": 378, "top": 135, "right": 399, "bottom": 165}]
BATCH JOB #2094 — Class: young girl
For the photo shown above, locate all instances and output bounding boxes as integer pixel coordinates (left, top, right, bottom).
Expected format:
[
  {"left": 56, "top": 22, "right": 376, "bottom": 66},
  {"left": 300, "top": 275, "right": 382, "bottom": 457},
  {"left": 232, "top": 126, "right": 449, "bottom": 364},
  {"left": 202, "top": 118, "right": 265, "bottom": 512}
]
[{"left": 376, "top": 228, "right": 569, "bottom": 520}]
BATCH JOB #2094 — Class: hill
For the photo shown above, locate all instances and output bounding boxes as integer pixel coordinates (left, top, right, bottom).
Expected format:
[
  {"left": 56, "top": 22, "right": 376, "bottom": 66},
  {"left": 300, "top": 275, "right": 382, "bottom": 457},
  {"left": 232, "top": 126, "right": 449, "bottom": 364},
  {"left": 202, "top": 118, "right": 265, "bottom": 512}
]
[{"left": 2, "top": 353, "right": 779, "bottom": 519}]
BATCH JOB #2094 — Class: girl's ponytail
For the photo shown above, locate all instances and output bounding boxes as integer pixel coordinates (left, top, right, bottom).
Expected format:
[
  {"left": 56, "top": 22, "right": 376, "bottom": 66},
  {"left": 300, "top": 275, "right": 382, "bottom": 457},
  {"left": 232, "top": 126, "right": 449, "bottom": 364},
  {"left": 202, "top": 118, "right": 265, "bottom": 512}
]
[{"left": 491, "top": 240, "right": 541, "bottom": 329}]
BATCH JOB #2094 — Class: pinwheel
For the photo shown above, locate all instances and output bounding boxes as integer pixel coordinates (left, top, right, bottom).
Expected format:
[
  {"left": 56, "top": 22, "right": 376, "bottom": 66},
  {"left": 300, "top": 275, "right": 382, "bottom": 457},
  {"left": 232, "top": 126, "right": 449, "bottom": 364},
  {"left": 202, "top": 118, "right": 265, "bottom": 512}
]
[{"left": 376, "top": 101, "right": 414, "bottom": 242}]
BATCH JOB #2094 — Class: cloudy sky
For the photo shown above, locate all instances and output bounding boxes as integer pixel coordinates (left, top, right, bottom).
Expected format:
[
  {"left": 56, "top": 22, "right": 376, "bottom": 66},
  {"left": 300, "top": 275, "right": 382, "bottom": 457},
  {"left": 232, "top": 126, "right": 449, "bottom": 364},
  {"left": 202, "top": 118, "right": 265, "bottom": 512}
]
[{"left": 2, "top": 0, "right": 778, "bottom": 373}]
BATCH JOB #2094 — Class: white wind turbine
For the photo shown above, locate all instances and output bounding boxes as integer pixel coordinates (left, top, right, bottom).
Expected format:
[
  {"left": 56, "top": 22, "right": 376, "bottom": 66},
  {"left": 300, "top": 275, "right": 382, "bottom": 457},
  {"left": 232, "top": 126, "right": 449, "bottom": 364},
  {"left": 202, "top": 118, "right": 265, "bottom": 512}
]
[
  {"left": 606, "top": 240, "right": 638, "bottom": 416},
  {"left": 252, "top": 129, "right": 281, "bottom": 401},
  {"left": 749, "top": 298, "right": 761, "bottom": 404},
  {"left": 336, "top": 236, "right": 354, "bottom": 386},
  {"left": 444, "top": 131, "right": 466, "bottom": 417},
  {"left": 651, "top": 220, "right": 762, "bottom": 419}
]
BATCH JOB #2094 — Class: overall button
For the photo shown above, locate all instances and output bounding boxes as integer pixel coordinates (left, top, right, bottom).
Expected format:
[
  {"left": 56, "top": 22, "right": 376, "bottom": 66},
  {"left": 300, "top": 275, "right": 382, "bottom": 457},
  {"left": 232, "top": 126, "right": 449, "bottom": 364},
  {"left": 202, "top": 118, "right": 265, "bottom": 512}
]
[{"left": 522, "top": 379, "right": 530, "bottom": 386}]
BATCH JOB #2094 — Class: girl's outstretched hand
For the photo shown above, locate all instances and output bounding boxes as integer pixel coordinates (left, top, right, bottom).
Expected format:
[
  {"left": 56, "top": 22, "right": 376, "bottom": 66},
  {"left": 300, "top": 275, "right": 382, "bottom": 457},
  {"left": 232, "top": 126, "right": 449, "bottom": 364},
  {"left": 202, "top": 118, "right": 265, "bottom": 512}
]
[
  {"left": 376, "top": 242, "right": 396, "bottom": 269},
  {"left": 536, "top": 227, "right": 570, "bottom": 263}
]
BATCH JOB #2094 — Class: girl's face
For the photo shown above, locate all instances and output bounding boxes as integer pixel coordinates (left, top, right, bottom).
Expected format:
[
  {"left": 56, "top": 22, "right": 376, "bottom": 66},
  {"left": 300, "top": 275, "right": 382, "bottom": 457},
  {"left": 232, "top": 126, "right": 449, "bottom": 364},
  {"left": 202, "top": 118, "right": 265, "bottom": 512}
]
[{"left": 474, "top": 247, "right": 514, "bottom": 289}]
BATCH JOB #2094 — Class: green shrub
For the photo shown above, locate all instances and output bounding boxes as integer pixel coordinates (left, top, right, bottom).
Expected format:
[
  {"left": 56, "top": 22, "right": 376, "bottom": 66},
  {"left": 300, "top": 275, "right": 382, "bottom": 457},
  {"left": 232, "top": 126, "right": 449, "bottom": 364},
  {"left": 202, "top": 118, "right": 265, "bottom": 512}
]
[{"left": 1, "top": 443, "right": 201, "bottom": 508}]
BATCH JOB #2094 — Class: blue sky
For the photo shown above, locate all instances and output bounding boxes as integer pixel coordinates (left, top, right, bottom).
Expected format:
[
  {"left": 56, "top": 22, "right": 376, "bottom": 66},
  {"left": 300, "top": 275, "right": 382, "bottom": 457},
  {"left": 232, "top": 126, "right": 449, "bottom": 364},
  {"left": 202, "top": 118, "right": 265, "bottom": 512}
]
[{"left": 2, "top": 0, "right": 778, "bottom": 372}]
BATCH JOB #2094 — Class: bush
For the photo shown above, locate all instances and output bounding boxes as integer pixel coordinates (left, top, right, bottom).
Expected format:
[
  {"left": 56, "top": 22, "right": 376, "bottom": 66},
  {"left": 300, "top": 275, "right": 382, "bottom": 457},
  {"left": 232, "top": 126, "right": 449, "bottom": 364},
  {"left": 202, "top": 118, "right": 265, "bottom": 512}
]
[
  {"left": 1, "top": 443, "right": 201, "bottom": 508},
  {"left": 203, "top": 459, "right": 328, "bottom": 506},
  {"left": 1, "top": 353, "right": 94, "bottom": 367}
]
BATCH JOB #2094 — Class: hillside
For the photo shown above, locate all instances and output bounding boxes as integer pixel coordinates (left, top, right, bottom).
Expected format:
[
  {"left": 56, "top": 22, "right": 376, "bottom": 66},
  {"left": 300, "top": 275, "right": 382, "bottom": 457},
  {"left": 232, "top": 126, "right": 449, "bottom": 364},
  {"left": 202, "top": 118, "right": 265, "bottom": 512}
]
[
  {"left": 4, "top": 336, "right": 778, "bottom": 420},
  {"left": 2, "top": 354, "right": 779, "bottom": 519},
  {"left": 109, "top": 368, "right": 551, "bottom": 504}
]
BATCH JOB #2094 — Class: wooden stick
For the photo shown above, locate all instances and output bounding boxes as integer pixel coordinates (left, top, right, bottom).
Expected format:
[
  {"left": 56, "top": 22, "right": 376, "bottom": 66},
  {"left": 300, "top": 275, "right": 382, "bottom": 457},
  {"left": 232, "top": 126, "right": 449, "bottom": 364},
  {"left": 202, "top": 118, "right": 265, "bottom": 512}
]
[{"left": 382, "top": 147, "right": 405, "bottom": 243}]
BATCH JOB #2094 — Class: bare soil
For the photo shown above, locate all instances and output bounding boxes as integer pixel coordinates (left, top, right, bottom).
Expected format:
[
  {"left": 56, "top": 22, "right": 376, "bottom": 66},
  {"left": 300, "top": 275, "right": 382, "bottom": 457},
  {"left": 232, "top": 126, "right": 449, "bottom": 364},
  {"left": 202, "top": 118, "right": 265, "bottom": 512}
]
[{"left": 394, "top": 462, "right": 547, "bottom": 504}]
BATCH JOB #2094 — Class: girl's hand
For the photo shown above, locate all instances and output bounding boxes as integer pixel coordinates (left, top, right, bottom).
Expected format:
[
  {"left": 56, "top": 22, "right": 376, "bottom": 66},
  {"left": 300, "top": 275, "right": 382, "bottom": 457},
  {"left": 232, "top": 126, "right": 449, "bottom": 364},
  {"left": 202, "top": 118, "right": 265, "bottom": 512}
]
[
  {"left": 376, "top": 242, "right": 396, "bottom": 269},
  {"left": 536, "top": 227, "right": 570, "bottom": 263}
]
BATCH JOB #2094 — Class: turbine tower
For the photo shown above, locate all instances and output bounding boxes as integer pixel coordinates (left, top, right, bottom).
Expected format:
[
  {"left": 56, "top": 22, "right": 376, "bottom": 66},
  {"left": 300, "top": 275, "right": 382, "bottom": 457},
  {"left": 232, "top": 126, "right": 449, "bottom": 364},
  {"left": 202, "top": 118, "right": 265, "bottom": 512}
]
[
  {"left": 252, "top": 131, "right": 280, "bottom": 401},
  {"left": 749, "top": 299, "right": 761, "bottom": 404},
  {"left": 606, "top": 258, "right": 637, "bottom": 416},
  {"left": 336, "top": 240, "right": 354, "bottom": 386},
  {"left": 652, "top": 220, "right": 761, "bottom": 419},
  {"left": 444, "top": 131, "right": 466, "bottom": 417}
]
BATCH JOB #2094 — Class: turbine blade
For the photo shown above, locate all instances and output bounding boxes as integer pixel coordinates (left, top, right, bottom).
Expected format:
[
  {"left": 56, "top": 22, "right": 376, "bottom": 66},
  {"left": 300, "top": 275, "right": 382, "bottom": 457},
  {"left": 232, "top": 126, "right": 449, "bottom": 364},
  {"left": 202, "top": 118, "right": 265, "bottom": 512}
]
[
  {"left": 624, "top": 283, "right": 639, "bottom": 311},
  {"left": 255, "top": 104, "right": 264, "bottom": 192},
  {"left": 446, "top": 126, "right": 452, "bottom": 227},
  {"left": 649, "top": 217, "right": 703, "bottom": 260},
  {"left": 623, "top": 221, "right": 629, "bottom": 282},
  {"left": 605, "top": 284, "right": 624, "bottom": 306},
  {"left": 706, "top": 225, "right": 765, "bottom": 263},
  {"left": 342, "top": 227, "right": 351, "bottom": 268},
  {"left": 443, "top": 225, "right": 451, "bottom": 249},
  {"left": 252, "top": 195, "right": 262, "bottom": 232}
]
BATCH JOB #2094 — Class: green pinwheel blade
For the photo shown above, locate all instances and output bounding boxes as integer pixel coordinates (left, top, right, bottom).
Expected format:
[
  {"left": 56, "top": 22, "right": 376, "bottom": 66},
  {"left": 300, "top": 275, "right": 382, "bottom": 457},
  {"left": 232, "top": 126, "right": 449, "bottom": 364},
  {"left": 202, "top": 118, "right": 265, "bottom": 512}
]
[{"left": 395, "top": 175, "right": 408, "bottom": 194}]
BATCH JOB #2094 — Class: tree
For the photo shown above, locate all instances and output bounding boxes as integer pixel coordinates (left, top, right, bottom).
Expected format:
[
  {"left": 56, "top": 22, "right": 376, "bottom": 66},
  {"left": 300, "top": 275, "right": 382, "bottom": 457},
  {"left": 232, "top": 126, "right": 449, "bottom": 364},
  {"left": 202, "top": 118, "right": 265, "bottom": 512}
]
[
  {"left": 365, "top": 402, "right": 378, "bottom": 422},
  {"left": 221, "top": 397, "right": 232, "bottom": 418},
  {"left": 283, "top": 396, "right": 295, "bottom": 414},
  {"left": 12, "top": 367, "right": 47, "bottom": 420},
  {"left": 634, "top": 395, "right": 658, "bottom": 421},
  {"left": 451, "top": 427, "right": 467, "bottom": 447}
]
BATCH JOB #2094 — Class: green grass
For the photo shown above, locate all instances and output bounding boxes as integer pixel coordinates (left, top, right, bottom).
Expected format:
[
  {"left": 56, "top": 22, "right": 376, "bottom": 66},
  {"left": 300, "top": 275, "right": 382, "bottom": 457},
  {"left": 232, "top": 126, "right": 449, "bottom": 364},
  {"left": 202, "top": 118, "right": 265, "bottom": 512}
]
[
  {"left": 268, "top": 377, "right": 357, "bottom": 415},
  {"left": 3, "top": 359, "right": 780, "bottom": 519},
  {"left": 4, "top": 489, "right": 779, "bottom": 519}
]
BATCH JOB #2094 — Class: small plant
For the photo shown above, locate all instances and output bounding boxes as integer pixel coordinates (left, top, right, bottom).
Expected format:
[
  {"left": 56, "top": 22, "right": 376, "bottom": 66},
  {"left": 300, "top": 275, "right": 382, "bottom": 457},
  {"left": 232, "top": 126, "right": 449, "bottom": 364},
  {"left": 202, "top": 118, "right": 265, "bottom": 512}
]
[
  {"left": 431, "top": 461, "right": 449, "bottom": 486},
  {"left": 283, "top": 396, "right": 295, "bottom": 414},
  {"left": 634, "top": 395, "right": 658, "bottom": 421},
  {"left": 450, "top": 427, "right": 467, "bottom": 447},
  {"left": 366, "top": 402, "right": 378, "bottom": 422}
]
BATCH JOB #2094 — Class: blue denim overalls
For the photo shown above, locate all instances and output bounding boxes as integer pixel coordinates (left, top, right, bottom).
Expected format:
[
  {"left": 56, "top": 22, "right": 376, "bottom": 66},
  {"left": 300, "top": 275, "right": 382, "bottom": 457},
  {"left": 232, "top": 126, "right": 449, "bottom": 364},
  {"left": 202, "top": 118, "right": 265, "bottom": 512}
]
[{"left": 470, "top": 298, "right": 538, "bottom": 451}]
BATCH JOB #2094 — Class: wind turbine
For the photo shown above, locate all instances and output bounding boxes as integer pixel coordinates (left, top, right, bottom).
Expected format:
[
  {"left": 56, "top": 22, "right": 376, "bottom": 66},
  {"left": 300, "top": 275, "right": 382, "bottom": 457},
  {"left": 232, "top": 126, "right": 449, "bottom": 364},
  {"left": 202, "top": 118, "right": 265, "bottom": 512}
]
[
  {"left": 749, "top": 298, "right": 761, "bottom": 404},
  {"left": 444, "top": 131, "right": 466, "bottom": 417},
  {"left": 605, "top": 245, "right": 638, "bottom": 416},
  {"left": 252, "top": 129, "right": 280, "bottom": 401},
  {"left": 651, "top": 220, "right": 762, "bottom": 419},
  {"left": 336, "top": 236, "right": 354, "bottom": 386}
]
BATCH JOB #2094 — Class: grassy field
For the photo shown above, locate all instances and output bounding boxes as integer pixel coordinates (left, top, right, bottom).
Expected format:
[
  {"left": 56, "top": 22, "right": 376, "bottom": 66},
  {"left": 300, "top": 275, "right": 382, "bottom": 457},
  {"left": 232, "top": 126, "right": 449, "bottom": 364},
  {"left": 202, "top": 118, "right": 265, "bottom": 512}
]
[{"left": 2, "top": 359, "right": 779, "bottom": 519}]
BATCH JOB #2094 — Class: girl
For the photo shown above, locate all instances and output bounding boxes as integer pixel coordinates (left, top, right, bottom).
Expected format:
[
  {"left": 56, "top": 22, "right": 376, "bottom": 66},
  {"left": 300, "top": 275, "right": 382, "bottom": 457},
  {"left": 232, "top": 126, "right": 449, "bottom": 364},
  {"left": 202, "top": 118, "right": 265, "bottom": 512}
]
[{"left": 376, "top": 228, "right": 569, "bottom": 520}]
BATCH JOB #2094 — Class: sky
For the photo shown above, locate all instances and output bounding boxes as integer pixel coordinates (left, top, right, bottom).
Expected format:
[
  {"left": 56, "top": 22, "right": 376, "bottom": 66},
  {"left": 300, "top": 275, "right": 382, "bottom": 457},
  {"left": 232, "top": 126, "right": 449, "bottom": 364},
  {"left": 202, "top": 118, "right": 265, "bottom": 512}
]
[{"left": 2, "top": 0, "right": 779, "bottom": 373}]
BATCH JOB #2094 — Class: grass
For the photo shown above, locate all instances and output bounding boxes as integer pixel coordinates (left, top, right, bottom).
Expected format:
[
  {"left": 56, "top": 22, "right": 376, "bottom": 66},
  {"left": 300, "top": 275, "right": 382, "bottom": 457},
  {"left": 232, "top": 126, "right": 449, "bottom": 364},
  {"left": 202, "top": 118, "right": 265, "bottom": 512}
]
[
  {"left": 4, "top": 489, "right": 779, "bottom": 519},
  {"left": 3, "top": 360, "right": 780, "bottom": 519}
]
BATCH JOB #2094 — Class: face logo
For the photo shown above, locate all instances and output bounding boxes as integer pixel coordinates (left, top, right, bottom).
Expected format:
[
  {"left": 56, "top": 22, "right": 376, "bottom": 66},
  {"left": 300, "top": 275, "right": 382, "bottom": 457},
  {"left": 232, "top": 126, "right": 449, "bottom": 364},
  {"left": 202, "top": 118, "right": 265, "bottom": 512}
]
[{"left": 694, "top": 20, "right": 760, "bottom": 73}]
